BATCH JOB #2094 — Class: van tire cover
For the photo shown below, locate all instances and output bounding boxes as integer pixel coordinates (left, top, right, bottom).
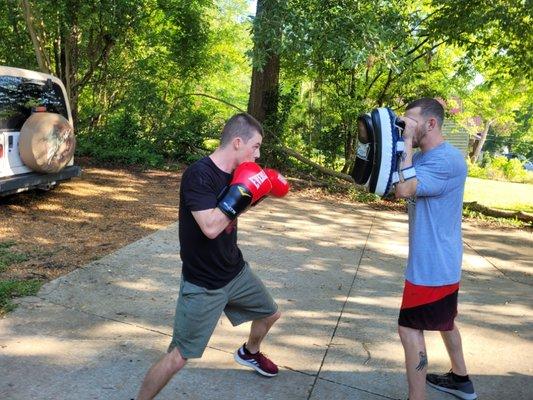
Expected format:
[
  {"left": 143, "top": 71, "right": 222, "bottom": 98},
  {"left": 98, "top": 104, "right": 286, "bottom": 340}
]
[{"left": 19, "top": 112, "right": 76, "bottom": 173}]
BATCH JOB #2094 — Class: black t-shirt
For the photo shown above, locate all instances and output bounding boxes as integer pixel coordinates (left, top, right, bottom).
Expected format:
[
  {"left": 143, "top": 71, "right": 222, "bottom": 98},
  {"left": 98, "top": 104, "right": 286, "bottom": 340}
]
[{"left": 179, "top": 156, "right": 245, "bottom": 289}]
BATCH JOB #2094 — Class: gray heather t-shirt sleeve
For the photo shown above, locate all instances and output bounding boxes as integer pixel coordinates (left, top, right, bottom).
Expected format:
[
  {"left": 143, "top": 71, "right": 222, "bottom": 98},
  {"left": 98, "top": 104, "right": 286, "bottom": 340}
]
[{"left": 415, "top": 152, "right": 449, "bottom": 197}]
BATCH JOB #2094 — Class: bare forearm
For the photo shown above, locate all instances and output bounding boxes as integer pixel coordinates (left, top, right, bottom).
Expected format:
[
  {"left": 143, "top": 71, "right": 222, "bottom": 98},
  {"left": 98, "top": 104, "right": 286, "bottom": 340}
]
[{"left": 192, "top": 208, "right": 232, "bottom": 239}]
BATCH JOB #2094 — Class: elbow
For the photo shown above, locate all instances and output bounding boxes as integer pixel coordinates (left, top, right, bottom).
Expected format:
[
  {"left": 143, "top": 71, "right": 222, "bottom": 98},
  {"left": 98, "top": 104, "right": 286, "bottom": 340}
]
[
  {"left": 395, "top": 188, "right": 407, "bottom": 199},
  {"left": 202, "top": 218, "right": 230, "bottom": 239},
  {"left": 394, "top": 179, "right": 417, "bottom": 199},
  {"left": 395, "top": 185, "right": 415, "bottom": 199},
  {"left": 203, "top": 226, "right": 221, "bottom": 240}
]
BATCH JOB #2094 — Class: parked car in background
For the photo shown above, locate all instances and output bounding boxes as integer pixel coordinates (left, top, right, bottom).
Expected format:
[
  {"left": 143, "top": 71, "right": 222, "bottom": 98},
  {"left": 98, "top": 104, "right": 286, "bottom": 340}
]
[{"left": 0, "top": 66, "right": 81, "bottom": 196}]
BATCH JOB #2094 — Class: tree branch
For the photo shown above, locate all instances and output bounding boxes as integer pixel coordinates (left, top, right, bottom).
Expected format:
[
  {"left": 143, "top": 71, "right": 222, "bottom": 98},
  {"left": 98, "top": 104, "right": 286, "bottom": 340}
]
[
  {"left": 72, "top": 34, "right": 115, "bottom": 90},
  {"left": 174, "top": 93, "right": 357, "bottom": 184},
  {"left": 377, "top": 69, "right": 393, "bottom": 106},
  {"left": 404, "top": 36, "right": 430, "bottom": 57},
  {"left": 364, "top": 68, "right": 383, "bottom": 98}
]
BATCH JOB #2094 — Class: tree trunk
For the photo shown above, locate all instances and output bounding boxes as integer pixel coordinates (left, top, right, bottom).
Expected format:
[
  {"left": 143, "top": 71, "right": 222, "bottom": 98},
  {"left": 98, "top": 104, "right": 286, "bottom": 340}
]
[
  {"left": 247, "top": 0, "right": 281, "bottom": 125},
  {"left": 464, "top": 202, "right": 533, "bottom": 224},
  {"left": 342, "top": 125, "right": 355, "bottom": 174},
  {"left": 342, "top": 71, "right": 357, "bottom": 174},
  {"left": 470, "top": 120, "right": 493, "bottom": 163},
  {"left": 19, "top": 0, "right": 51, "bottom": 73},
  {"left": 248, "top": 54, "right": 280, "bottom": 123},
  {"left": 65, "top": 26, "right": 79, "bottom": 128}
]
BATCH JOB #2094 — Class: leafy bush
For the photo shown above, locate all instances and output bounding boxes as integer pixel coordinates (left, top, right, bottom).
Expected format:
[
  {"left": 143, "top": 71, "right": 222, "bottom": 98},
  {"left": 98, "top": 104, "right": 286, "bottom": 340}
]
[
  {"left": 76, "top": 110, "right": 165, "bottom": 167},
  {"left": 468, "top": 156, "right": 531, "bottom": 183},
  {"left": 76, "top": 109, "right": 216, "bottom": 167},
  {"left": 503, "top": 158, "right": 528, "bottom": 182},
  {"left": 466, "top": 159, "right": 487, "bottom": 179},
  {"left": 484, "top": 156, "right": 507, "bottom": 180}
]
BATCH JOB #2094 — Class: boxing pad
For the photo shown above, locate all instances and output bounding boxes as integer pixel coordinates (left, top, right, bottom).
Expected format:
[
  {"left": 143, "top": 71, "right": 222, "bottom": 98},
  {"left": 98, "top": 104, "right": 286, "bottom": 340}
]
[
  {"left": 351, "top": 114, "right": 375, "bottom": 186},
  {"left": 350, "top": 107, "right": 408, "bottom": 197}
]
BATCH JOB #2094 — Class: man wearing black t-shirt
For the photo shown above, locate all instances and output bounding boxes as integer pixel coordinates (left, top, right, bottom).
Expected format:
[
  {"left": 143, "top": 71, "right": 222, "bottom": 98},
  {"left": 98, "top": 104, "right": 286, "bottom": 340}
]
[{"left": 137, "top": 113, "right": 281, "bottom": 400}]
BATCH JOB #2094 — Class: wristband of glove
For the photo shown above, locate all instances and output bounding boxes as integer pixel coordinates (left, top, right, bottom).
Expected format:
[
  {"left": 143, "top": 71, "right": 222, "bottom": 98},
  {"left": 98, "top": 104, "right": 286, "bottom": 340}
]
[
  {"left": 392, "top": 166, "right": 416, "bottom": 184},
  {"left": 217, "top": 184, "right": 253, "bottom": 220},
  {"left": 399, "top": 166, "right": 416, "bottom": 183}
]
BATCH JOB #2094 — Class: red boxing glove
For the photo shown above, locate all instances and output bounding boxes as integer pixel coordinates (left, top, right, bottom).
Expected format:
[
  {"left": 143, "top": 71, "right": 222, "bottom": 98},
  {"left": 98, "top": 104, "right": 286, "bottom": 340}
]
[
  {"left": 233, "top": 162, "right": 272, "bottom": 203},
  {"left": 217, "top": 162, "right": 272, "bottom": 219},
  {"left": 264, "top": 168, "right": 290, "bottom": 197}
]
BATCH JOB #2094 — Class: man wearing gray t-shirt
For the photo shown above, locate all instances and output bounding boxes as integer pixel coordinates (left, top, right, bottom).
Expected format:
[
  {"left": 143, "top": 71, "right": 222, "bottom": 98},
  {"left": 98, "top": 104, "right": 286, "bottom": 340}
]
[{"left": 395, "top": 98, "right": 477, "bottom": 400}]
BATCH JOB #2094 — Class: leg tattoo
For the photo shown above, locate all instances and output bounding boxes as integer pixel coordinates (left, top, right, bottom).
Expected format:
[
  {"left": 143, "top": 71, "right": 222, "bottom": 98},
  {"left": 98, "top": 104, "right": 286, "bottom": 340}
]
[{"left": 415, "top": 351, "right": 428, "bottom": 371}]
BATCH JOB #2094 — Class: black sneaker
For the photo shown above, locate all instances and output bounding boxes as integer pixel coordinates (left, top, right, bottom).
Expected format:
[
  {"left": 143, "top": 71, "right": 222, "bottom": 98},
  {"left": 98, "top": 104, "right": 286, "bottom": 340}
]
[{"left": 426, "top": 371, "right": 478, "bottom": 400}]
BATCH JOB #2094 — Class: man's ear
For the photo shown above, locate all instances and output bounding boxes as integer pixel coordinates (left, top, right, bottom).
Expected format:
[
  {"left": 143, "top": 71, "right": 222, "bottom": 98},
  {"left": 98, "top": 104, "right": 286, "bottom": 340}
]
[
  {"left": 232, "top": 136, "right": 242, "bottom": 150},
  {"left": 427, "top": 117, "right": 437, "bottom": 131}
]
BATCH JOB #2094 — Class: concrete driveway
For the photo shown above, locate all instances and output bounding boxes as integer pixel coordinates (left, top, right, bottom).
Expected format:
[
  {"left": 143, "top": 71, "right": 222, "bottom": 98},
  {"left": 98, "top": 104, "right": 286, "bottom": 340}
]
[{"left": 1, "top": 195, "right": 532, "bottom": 399}]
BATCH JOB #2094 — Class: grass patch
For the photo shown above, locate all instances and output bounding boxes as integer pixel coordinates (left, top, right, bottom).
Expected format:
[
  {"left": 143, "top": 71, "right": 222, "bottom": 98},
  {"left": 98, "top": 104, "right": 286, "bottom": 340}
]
[
  {"left": 464, "top": 177, "right": 533, "bottom": 213},
  {"left": 0, "top": 241, "right": 29, "bottom": 273},
  {"left": 462, "top": 207, "right": 527, "bottom": 228},
  {"left": 0, "top": 279, "right": 42, "bottom": 315}
]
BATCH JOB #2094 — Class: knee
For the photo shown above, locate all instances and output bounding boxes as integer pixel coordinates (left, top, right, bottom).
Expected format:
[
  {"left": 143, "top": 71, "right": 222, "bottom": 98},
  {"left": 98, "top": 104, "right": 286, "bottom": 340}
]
[
  {"left": 398, "top": 324, "right": 423, "bottom": 343},
  {"left": 270, "top": 310, "right": 281, "bottom": 323},
  {"left": 398, "top": 324, "right": 413, "bottom": 340},
  {"left": 261, "top": 310, "right": 281, "bottom": 327},
  {"left": 168, "top": 347, "right": 187, "bottom": 373}
]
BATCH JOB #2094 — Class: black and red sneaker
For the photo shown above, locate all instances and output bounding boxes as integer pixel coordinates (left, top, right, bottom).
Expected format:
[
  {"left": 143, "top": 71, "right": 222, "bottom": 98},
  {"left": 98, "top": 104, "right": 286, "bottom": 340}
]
[{"left": 234, "top": 343, "right": 279, "bottom": 377}]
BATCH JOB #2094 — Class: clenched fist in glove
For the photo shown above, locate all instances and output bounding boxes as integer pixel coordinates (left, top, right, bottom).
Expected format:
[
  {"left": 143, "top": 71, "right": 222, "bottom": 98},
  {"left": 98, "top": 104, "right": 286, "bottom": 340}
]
[
  {"left": 264, "top": 168, "right": 290, "bottom": 197},
  {"left": 218, "top": 162, "right": 272, "bottom": 219}
]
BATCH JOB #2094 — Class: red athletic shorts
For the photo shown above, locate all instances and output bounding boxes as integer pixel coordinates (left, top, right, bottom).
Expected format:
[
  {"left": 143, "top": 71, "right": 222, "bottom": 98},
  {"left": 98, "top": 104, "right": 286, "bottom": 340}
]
[{"left": 398, "top": 280, "right": 459, "bottom": 331}]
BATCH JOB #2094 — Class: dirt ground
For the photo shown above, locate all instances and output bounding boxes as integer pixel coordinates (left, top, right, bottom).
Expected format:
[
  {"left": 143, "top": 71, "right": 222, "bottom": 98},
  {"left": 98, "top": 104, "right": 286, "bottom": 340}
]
[
  {"left": 0, "top": 159, "right": 182, "bottom": 282},
  {"left": 0, "top": 159, "right": 334, "bottom": 283},
  {"left": 0, "top": 158, "right": 528, "bottom": 285}
]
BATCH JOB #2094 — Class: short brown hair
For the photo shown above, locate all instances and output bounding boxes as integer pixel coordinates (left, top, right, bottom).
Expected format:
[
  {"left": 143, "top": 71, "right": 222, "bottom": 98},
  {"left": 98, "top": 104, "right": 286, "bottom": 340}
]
[
  {"left": 406, "top": 98, "right": 444, "bottom": 128},
  {"left": 220, "top": 113, "right": 263, "bottom": 147}
]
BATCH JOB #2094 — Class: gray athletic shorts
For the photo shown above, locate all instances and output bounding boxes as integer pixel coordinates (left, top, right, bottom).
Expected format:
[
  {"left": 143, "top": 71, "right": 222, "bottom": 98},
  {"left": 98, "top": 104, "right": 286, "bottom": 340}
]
[{"left": 168, "top": 262, "right": 278, "bottom": 359}]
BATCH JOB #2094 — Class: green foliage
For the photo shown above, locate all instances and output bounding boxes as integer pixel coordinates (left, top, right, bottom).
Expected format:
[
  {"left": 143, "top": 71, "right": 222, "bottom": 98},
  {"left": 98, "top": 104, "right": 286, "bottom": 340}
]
[
  {"left": 461, "top": 207, "right": 526, "bottom": 229},
  {"left": 348, "top": 187, "right": 380, "bottom": 204},
  {"left": 466, "top": 159, "right": 487, "bottom": 179},
  {"left": 0, "top": 241, "right": 29, "bottom": 273},
  {"left": 503, "top": 158, "right": 529, "bottom": 183},
  {"left": 0, "top": 241, "right": 36, "bottom": 315},
  {"left": 0, "top": 279, "right": 42, "bottom": 314},
  {"left": 2, "top": 0, "right": 530, "bottom": 173},
  {"left": 467, "top": 156, "right": 531, "bottom": 183},
  {"left": 510, "top": 105, "right": 533, "bottom": 160},
  {"left": 0, "top": 0, "right": 36, "bottom": 67},
  {"left": 76, "top": 110, "right": 165, "bottom": 167},
  {"left": 69, "top": 0, "right": 252, "bottom": 166},
  {"left": 268, "top": 0, "right": 481, "bottom": 172},
  {"left": 427, "top": 0, "right": 533, "bottom": 79}
]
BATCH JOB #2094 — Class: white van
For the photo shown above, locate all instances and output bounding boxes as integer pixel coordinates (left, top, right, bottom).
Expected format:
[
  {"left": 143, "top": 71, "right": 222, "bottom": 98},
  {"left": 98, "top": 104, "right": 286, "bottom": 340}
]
[{"left": 0, "top": 66, "right": 81, "bottom": 196}]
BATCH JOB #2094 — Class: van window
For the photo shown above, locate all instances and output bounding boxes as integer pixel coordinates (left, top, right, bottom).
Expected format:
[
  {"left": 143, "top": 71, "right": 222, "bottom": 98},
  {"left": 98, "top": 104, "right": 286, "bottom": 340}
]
[{"left": 0, "top": 75, "right": 68, "bottom": 131}]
